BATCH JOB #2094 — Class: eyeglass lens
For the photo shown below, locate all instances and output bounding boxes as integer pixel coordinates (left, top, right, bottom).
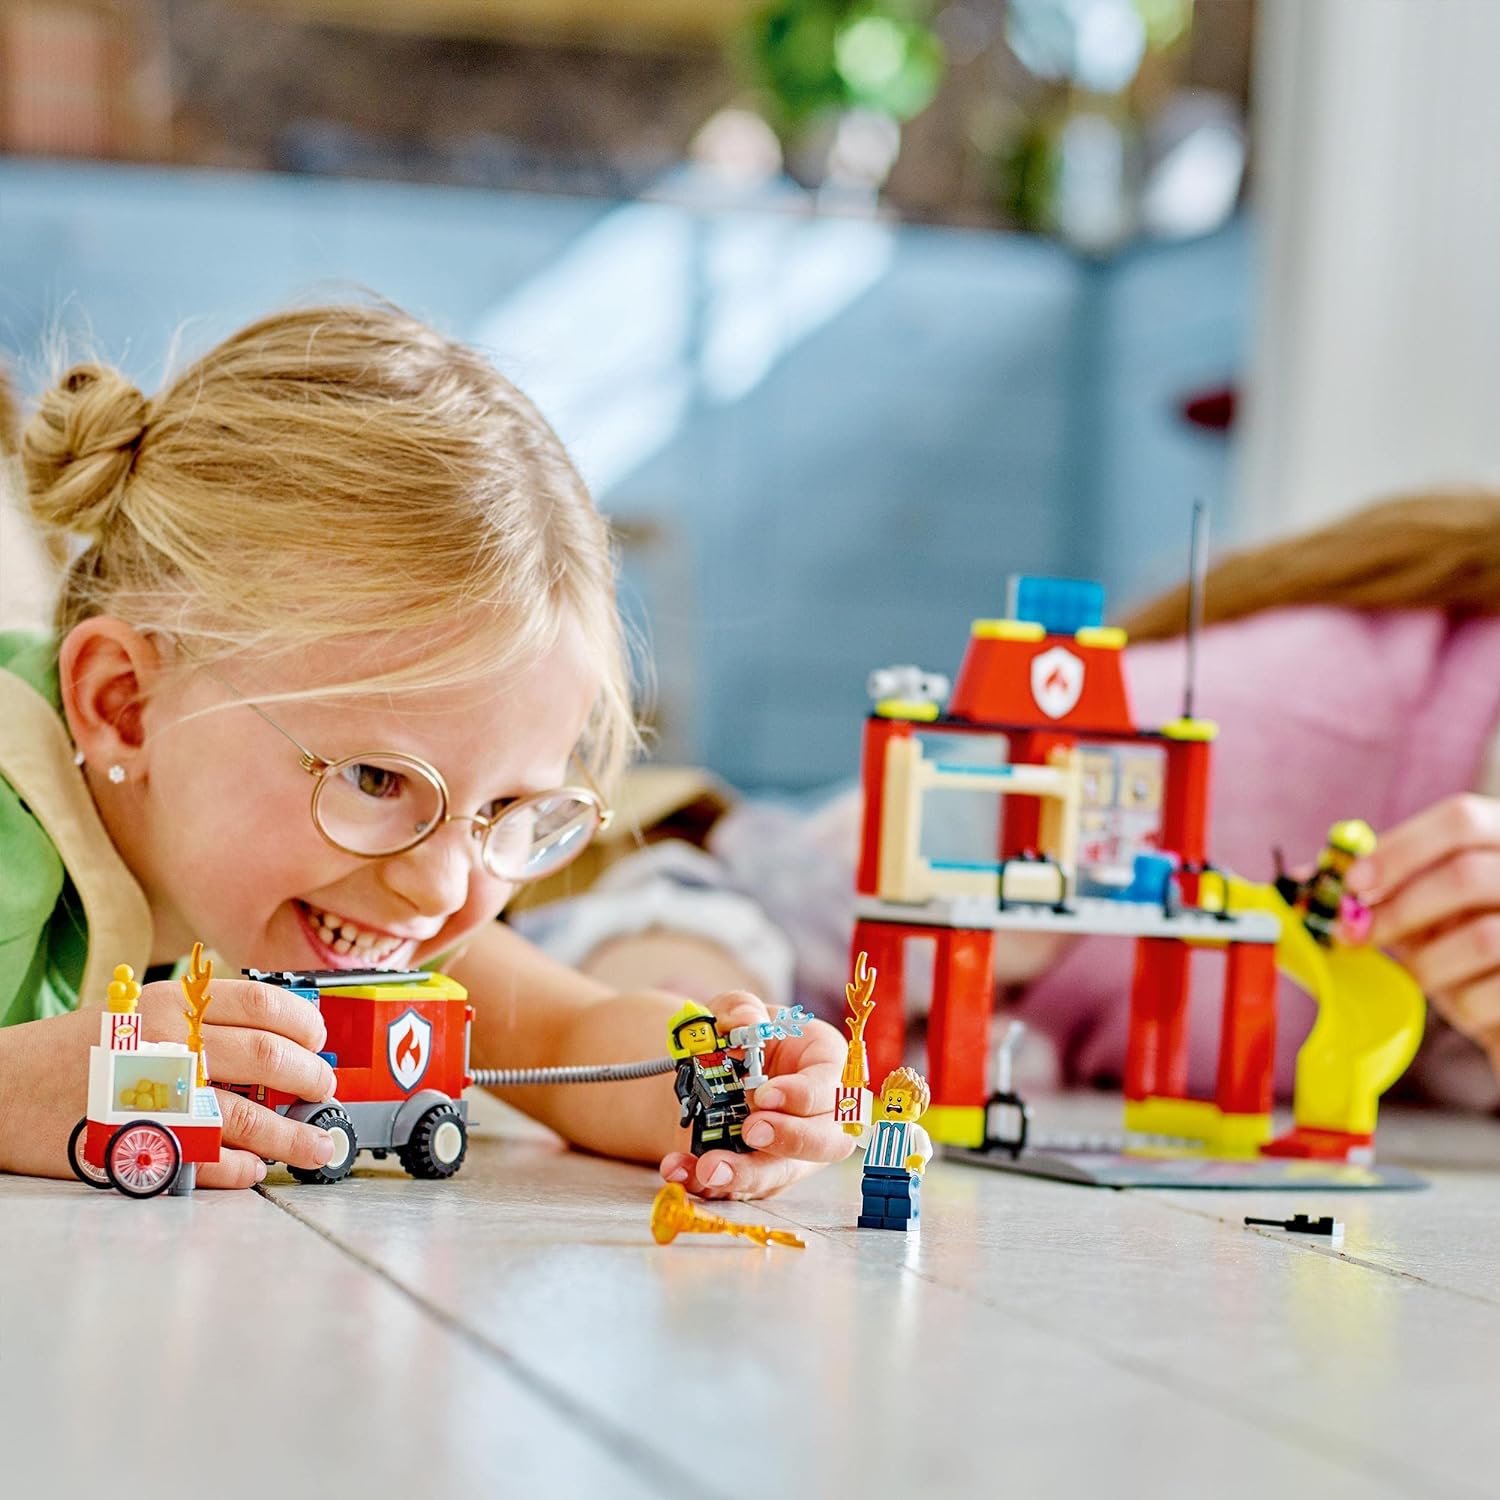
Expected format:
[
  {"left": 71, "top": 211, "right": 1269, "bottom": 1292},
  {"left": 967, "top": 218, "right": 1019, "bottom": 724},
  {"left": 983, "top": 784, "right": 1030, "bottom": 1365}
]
[
  {"left": 482, "top": 792, "right": 601, "bottom": 881},
  {"left": 313, "top": 755, "right": 446, "bottom": 857}
]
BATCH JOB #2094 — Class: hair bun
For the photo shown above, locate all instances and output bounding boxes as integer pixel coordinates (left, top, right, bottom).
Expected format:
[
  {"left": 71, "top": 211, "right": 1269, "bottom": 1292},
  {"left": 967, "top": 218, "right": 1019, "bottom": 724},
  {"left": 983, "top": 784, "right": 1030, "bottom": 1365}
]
[{"left": 22, "top": 363, "right": 149, "bottom": 540}]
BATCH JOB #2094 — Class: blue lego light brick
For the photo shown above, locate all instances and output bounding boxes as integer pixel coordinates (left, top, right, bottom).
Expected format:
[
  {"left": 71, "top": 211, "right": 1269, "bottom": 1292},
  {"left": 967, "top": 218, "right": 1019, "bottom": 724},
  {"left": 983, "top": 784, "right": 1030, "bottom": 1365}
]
[{"left": 1007, "top": 575, "right": 1106, "bottom": 635}]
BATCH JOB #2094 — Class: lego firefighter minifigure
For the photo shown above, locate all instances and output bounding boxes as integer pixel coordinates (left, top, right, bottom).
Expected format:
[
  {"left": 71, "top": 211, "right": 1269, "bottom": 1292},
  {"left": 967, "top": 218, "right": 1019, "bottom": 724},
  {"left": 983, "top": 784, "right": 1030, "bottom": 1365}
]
[
  {"left": 667, "top": 998, "right": 813, "bottom": 1156},
  {"left": 669, "top": 1001, "right": 754, "bottom": 1155},
  {"left": 851, "top": 1067, "right": 933, "bottom": 1232},
  {"left": 1274, "top": 818, "right": 1377, "bottom": 947}
]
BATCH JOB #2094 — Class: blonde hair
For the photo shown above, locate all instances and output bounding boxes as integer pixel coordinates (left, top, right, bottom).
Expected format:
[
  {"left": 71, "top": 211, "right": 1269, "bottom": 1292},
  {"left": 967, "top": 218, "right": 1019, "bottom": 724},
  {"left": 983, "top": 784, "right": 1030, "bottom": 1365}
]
[
  {"left": 880, "top": 1066, "right": 930, "bottom": 1116},
  {"left": 0, "top": 365, "right": 17, "bottom": 455},
  {"left": 1121, "top": 491, "right": 1500, "bottom": 643},
  {"left": 18, "top": 302, "right": 637, "bottom": 786}
]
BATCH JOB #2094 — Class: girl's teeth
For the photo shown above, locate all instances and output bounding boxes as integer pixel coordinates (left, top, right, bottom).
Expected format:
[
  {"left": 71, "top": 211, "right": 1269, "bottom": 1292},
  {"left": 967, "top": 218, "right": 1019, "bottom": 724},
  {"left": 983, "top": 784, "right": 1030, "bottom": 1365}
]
[{"left": 304, "top": 904, "right": 407, "bottom": 962}]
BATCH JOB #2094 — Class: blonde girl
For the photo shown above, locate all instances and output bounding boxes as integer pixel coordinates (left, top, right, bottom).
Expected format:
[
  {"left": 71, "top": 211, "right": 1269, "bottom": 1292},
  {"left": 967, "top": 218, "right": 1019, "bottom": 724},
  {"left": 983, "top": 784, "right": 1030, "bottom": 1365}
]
[{"left": 0, "top": 303, "right": 845, "bottom": 1197}]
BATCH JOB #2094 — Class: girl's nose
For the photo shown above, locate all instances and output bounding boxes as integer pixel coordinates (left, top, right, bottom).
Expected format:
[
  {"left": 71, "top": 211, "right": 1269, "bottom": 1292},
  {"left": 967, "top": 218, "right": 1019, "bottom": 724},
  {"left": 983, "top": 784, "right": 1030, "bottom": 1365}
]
[{"left": 378, "top": 820, "right": 476, "bottom": 916}]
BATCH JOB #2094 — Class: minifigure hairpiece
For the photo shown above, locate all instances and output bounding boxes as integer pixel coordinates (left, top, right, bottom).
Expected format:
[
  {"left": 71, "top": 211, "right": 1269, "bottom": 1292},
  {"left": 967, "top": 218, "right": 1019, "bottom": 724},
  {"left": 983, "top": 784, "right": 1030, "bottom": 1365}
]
[{"left": 880, "top": 1067, "right": 931, "bottom": 1116}]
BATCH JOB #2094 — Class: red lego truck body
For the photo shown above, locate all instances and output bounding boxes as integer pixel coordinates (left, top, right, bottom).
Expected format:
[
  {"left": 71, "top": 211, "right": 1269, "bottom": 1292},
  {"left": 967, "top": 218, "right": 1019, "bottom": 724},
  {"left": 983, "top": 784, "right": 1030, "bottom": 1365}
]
[{"left": 231, "top": 969, "right": 475, "bottom": 1183}]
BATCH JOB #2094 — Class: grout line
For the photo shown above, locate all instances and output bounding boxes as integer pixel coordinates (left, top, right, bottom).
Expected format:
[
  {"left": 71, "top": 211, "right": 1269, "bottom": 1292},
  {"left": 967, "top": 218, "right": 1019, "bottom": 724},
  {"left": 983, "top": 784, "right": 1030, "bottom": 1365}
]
[
  {"left": 887, "top": 1247, "right": 1479, "bottom": 1500},
  {"left": 756, "top": 1179, "right": 1477, "bottom": 1500},
  {"left": 1146, "top": 1193, "right": 1500, "bottom": 1311},
  {"left": 255, "top": 1184, "right": 732, "bottom": 1500}
]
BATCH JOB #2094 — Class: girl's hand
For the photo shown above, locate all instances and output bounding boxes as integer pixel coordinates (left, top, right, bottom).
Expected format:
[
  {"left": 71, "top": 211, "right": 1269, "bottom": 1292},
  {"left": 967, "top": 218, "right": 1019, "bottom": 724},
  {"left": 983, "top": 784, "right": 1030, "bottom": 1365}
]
[
  {"left": 135, "top": 977, "right": 340, "bottom": 1188},
  {"left": 1347, "top": 795, "right": 1500, "bottom": 1069},
  {"left": 659, "top": 990, "right": 852, "bottom": 1201}
]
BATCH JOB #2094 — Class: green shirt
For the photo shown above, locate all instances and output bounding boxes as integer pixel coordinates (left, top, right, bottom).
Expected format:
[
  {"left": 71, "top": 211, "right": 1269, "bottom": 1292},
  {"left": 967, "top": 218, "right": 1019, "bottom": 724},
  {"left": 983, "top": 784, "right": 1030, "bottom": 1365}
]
[{"left": 0, "top": 632, "right": 108, "bottom": 1024}]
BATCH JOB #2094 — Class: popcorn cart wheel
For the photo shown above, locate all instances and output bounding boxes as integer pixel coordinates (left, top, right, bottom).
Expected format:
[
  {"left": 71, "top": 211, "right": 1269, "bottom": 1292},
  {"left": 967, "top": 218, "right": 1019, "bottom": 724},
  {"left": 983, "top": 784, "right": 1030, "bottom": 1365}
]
[
  {"left": 67, "top": 1118, "right": 112, "bottom": 1190},
  {"left": 288, "top": 1105, "right": 358, "bottom": 1185},
  {"left": 105, "top": 1119, "right": 183, "bottom": 1199},
  {"left": 398, "top": 1102, "right": 468, "bottom": 1179}
]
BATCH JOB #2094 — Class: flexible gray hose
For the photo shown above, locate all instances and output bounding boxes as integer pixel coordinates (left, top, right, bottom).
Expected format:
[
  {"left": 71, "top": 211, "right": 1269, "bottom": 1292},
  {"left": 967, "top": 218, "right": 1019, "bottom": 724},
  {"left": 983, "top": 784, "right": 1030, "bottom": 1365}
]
[{"left": 471, "top": 1056, "right": 675, "bottom": 1087}]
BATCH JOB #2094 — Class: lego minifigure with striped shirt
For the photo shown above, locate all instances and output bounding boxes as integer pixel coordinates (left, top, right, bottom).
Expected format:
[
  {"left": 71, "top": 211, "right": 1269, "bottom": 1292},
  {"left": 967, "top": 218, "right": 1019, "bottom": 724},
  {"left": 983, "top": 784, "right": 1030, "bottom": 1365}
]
[{"left": 852, "top": 1067, "right": 933, "bottom": 1231}]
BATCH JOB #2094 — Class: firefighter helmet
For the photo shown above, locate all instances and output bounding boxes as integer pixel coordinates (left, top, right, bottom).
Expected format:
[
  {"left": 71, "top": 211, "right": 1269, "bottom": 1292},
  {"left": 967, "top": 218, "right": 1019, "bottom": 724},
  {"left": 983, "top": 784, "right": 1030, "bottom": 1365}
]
[
  {"left": 668, "top": 1001, "right": 720, "bottom": 1058},
  {"left": 1326, "top": 819, "right": 1377, "bottom": 859}
]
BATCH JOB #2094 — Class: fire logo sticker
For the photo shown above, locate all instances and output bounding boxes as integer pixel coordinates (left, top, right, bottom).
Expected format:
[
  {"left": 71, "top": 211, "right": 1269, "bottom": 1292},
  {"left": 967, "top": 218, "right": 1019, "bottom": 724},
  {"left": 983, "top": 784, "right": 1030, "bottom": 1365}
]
[
  {"left": 387, "top": 1008, "right": 433, "bottom": 1092},
  {"left": 1030, "top": 645, "right": 1085, "bottom": 720}
]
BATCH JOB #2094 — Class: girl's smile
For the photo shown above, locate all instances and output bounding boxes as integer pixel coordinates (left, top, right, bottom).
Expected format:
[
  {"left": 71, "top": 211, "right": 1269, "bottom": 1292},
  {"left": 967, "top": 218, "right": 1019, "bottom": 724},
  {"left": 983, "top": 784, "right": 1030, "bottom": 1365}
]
[{"left": 292, "top": 900, "right": 421, "bottom": 969}]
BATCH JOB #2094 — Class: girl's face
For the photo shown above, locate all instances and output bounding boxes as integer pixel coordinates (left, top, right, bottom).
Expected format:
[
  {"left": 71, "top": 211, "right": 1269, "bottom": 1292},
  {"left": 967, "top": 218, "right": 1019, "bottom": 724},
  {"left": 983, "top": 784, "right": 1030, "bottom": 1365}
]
[{"left": 111, "top": 617, "right": 600, "bottom": 972}]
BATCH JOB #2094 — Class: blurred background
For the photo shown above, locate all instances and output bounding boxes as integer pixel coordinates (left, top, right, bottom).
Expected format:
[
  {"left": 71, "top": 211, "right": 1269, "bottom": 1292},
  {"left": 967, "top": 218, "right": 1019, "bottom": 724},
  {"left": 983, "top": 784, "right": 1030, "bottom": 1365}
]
[{"left": 2, "top": 0, "right": 1498, "bottom": 791}]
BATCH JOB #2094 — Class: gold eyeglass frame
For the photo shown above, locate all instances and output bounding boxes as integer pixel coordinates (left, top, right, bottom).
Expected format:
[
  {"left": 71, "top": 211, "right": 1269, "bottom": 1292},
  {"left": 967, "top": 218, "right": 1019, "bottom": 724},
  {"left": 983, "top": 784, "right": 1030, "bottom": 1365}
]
[{"left": 180, "top": 652, "right": 613, "bottom": 882}]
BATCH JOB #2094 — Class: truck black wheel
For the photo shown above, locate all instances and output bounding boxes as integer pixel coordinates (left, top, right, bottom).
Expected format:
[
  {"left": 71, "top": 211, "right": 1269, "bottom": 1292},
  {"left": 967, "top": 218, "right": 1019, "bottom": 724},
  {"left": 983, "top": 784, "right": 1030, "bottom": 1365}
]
[
  {"left": 398, "top": 1102, "right": 467, "bottom": 1179},
  {"left": 289, "top": 1106, "right": 358, "bottom": 1184}
]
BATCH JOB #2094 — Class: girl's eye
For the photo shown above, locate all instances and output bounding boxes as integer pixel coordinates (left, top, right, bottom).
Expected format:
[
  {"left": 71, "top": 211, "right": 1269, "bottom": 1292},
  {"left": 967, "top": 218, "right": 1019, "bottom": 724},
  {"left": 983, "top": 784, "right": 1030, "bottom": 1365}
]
[{"left": 344, "top": 762, "right": 406, "bottom": 800}]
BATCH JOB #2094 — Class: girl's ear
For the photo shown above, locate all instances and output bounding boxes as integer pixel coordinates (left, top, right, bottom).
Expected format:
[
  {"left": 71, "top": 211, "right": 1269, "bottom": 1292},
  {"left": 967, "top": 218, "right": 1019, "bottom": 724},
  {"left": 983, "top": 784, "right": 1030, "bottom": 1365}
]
[{"left": 58, "top": 619, "right": 166, "bottom": 778}]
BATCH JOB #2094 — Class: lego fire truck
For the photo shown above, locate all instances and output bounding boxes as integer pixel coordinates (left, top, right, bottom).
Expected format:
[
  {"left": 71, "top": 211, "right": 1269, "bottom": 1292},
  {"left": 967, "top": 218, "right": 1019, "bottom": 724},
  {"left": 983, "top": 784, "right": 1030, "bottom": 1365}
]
[{"left": 233, "top": 967, "right": 475, "bottom": 1184}]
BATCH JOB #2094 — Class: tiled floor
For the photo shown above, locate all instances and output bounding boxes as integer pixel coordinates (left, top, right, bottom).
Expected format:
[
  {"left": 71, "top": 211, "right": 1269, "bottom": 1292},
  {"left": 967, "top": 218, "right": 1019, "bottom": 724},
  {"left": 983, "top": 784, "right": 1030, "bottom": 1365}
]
[{"left": 7, "top": 1092, "right": 1499, "bottom": 1499}]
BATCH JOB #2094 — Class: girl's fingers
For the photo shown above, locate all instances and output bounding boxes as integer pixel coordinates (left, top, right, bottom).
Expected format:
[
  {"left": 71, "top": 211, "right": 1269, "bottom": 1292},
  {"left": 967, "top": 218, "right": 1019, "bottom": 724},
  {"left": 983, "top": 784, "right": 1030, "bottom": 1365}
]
[
  {"left": 710, "top": 990, "right": 768, "bottom": 1030},
  {"left": 196, "top": 1148, "right": 270, "bottom": 1190},
  {"left": 140, "top": 978, "right": 328, "bottom": 1054},
  {"left": 741, "top": 1106, "right": 855, "bottom": 1164},
  {"left": 1350, "top": 795, "right": 1500, "bottom": 900},
  {"left": 659, "top": 1151, "right": 695, "bottom": 1186},
  {"left": 1390, "top": 911, "right": 1500, "bottom": 996},
  {"left": 725, "top": 1152, "right": 809, "bottom": 1200},
  {"left": 222, "top": 981, "right": 329, "bottom": 1053},
  {"left": 751, "top": 1058, "right": 842, "bottom": 1117},
  {"left": 660, "top": 1147, "right": 809, "bottom": 1200},
  {"left": 1370, "top": 849, "right": 1500, "bottom": 949},
  {"left": 205, "top": 1027, "right": 337, "bottom": 1105},
  {"left": 1429, "top": 973, "right": 1500, "bottom": 1041},
  {"left": 216, "top": 1089, "right": 336, "bottom": 1172}
]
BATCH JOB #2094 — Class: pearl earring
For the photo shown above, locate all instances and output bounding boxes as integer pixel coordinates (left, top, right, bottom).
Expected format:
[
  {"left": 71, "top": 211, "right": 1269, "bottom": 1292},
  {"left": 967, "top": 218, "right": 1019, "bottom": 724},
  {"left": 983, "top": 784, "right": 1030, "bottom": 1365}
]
[
  {"left": 73, "top": 749, "right": 86, "bottom": 767},
  {"left": 107, "top": 764, "right": 127, "bottom": 785}
]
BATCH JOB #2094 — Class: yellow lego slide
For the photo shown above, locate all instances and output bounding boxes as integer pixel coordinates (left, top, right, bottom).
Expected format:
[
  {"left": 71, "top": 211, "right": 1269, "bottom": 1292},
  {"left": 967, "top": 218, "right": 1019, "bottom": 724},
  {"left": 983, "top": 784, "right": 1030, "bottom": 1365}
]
[{"left": 1220, "top": 879, "right": 1425, "bottom": 1138}]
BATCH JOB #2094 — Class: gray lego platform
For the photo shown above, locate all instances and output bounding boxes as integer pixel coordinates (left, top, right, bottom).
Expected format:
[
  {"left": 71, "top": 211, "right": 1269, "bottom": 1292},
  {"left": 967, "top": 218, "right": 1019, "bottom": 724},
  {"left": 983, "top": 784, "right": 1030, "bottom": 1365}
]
[
  {"left": 945, "top": 1143, "right": 1427, "bottom": 1191},
  {"left": 854, "top": 893, "right": 1280, "bottom": 944}
]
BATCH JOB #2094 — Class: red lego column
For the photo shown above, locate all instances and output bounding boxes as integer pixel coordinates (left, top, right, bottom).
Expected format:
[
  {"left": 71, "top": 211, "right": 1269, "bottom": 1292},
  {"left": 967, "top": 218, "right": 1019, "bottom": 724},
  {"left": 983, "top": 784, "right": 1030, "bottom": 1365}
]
[
  {"left": 856, "top": 717, "right": 915, "bottom": 896},
  {"left": 851, "top": 919, "right": 909, "bottom": 1085},
  {"left": 998, "top": 730, "right": 1074, "bottom": 859},
  {"left": 1000, "top": 729, "right": 1043, "bottom": 857},
  {"left": 1125, "top": 937, "right": 1192, "bottom": 1101},
  {"left": 1216, "top": 942, "right": 1278, "bottom": 1115},
  {"left": 1159, "top": 737, "right": 1213, "bottom": 901},
  {"left": 927, "top": 927, "right": 996, "bottom": 1108}
]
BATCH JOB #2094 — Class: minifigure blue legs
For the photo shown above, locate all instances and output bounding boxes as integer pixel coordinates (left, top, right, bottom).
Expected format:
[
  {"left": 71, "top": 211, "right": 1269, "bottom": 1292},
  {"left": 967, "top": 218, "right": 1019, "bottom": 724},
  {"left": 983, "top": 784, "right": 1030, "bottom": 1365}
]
[{"left": 859, "top": 1163, "right": 921, "bottom": 1231}]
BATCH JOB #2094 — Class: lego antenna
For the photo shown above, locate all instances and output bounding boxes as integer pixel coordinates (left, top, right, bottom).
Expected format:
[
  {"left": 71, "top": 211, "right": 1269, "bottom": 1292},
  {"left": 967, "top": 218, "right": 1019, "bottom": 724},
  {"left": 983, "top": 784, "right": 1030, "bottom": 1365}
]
[{"left": 1182, "top": 498, "right": 1208, "bottom": 721}]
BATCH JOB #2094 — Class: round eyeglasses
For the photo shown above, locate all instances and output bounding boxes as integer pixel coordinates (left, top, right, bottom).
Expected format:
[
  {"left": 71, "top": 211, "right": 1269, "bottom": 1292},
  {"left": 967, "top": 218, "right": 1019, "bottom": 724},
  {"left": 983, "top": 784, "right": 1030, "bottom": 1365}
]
[
  {"left": 182, "top": 654, "right": 613, "bottom": 883},
  {"left": 305, "top": 749, "right": 610, "bottom": 882}
]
